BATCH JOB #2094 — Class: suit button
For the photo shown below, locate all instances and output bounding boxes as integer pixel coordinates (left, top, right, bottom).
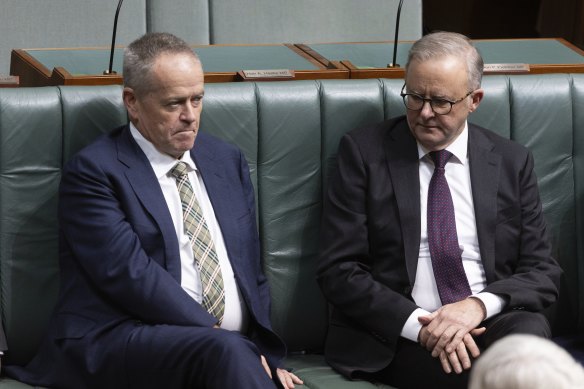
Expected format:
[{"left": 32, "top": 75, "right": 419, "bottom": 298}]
[{"left": 403, "top": 286, "right": 412, "bottom": 295}]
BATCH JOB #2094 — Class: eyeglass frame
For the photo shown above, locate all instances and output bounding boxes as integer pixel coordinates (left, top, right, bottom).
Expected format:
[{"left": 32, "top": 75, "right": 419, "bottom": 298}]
[{"left": 400, "top": 84, "right": 475, "bottom": 115}]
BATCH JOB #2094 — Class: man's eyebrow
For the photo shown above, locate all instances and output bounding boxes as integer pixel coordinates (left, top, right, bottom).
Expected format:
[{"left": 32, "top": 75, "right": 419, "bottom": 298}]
[
  {"left": 409, "top": 91, "right": 453, "bottom": 100},
  {"left": 166, "top": 91, "right": 205, "bottom": 101}
]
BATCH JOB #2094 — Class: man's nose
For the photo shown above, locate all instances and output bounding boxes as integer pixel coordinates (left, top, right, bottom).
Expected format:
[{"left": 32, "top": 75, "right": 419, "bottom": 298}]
[
  {"left": 180, "top": 104, "right": 197, "bottom": 122},
  {"left": 419, "top": 100, "right": 435, "bottom": 118}
]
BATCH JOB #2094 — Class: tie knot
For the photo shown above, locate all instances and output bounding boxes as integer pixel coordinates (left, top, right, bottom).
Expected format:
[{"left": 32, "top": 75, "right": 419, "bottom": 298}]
[
  {"left": 430, "top": 150, "right": 453, "bottom": 169},
  {"left": 170, "top": 161, "right": 188, "bottom": 179}
]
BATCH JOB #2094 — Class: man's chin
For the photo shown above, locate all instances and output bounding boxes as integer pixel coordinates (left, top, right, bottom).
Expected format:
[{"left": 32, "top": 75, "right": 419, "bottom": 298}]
[
  {"left": 167, "top": 139, "right": 196, "bottom": 158},
  {"left": 414, "top": 132, "right": 446, "bottom": 150}
]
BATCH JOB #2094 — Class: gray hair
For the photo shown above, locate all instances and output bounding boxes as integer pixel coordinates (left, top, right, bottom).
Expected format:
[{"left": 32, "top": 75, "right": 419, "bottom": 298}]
[
  {"left": 123, "top": 32, "right": 200, "bottom": 95},
  {"left": 469, "top": 334, "right": 584, "bottom": 389},
  {"left": 406, "top": 31, "right": 484, "bottom": 90}
]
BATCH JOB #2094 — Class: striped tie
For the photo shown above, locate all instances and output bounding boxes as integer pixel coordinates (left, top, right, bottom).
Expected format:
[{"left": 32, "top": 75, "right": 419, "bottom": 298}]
[{"left": 170, "top": 161, "right": 225, "bottom": 323}]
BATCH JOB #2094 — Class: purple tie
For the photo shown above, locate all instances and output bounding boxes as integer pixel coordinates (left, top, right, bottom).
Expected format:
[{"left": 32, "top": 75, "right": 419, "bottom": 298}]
[{"left": 427, "top": 150, "right": 472, "bottom": 305}]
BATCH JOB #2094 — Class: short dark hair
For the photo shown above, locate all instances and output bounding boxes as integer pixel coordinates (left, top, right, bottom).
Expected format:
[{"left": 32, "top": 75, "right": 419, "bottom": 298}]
[{"left": 123, "top": 32, "right": 200, "bottom": 95}]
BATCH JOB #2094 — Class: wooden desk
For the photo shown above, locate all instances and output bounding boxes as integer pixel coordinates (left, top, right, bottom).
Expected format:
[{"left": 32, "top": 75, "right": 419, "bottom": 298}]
[
  {"left": 298, "top": 38, "right": 584, "bottom": 79},
  {"left": 11, "top": 44, "right": 348, "bottom": 87},
  {"left": 12, "top": 39, "right": 583, "bottom": 86}
]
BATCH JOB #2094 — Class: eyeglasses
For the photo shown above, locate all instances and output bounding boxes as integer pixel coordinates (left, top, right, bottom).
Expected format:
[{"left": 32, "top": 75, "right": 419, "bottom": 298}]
[{"left": 400, "top": 84, "right": 474, "bottom": 115}]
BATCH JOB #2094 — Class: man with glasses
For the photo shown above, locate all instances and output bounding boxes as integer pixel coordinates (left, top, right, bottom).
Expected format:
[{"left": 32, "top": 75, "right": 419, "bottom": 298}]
[{"left": 317, "top": 31, "right": 561, "bottom": 389}]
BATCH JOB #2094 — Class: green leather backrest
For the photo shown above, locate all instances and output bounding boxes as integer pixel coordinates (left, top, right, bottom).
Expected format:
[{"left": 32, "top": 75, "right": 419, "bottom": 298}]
[
  {"left": 0, "top": 88, "right": 62, "bottom": 365},
  {"left": 470, "top": 75, "right": 583, "bottom": 334},
  {"left": 408, "top": 75, "right": 584, "bottom": 335},
  {"left": 0, "top": 75, "right": 583, "bottom": 366}
]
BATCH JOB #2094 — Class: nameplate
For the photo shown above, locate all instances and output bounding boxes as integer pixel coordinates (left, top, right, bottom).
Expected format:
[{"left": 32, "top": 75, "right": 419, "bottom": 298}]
[
  {"left": 0, "top": 75, "right": 19, "bottom": 88},
  {"left": 238, "top": 69, "right": 295, "bottom": 80},
  {"left": 484, "top": 63, "right": 530, "bottom": 74}
]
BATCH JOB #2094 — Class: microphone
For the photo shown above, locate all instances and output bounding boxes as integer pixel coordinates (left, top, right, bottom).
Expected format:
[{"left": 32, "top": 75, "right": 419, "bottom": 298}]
[
  {"left": 387, "top": 0, "right": 404, "bottom": 68},
  {"left": 104, "top": 0, "right": 125, "bottom": 75}
]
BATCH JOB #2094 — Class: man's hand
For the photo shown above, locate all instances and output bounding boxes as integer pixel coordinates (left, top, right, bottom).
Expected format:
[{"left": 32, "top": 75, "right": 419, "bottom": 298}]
[
  {"left": 418, "top": 297, "right": 486, "bottom": 354},
  {"left": 419, "top": 325, "right": 481, "bottom": 373},
  {"left": 417, "top": 298, "right": 487, "bottom": 373},
  {"left": 276, "top": 368, "right": 304, "bottom": 388},
  {"left": 435, "top": 332, "right": 483, "bottom": 373},
  {"left": 260, "top": 355, "right": 304, "bottom": 389}
]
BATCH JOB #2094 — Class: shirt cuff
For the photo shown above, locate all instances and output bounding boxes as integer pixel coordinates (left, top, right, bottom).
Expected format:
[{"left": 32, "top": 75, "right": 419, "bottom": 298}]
[
  {"left": 472, "top": 292, "right": 507, "bottom": 320},
  {"left": 400, "top": 307, "right": 432, "bottom": 342}
]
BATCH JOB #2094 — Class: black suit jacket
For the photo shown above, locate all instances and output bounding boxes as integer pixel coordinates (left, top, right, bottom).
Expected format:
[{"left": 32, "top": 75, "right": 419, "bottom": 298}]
[{"left": 317, "top": 116, "right": 561, "bottom": 377}]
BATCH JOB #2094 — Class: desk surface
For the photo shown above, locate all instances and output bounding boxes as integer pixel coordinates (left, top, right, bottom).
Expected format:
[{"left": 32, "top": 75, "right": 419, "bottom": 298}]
[
  {"left": 300, "top": 38, "right": 584, "bottom": 76},
  {"left": 25, "top": 45, "right": 323, "bottom": 75},
  {"left": 11, "top": 39, "right": 584, "bottom": 86},
  {"left": 11, "top": 43, "right": 349, "bottom": 86},
  {"left": 306, "top": 39, "right": 584, "bottom": 69}
]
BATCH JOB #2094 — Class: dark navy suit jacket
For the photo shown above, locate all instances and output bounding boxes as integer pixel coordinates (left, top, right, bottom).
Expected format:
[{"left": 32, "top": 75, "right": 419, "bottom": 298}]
[{"left": 7, "top": 125, "right": 285, "bottom": 388}]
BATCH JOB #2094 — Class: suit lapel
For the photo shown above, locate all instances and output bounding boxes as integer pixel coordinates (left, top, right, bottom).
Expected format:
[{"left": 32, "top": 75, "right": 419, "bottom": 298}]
[
  {"left": 468, "top": 125, "right": 500, "bottom": 283},
  {"left": 116, "top": 126, "right": 182, "bottom": 281},
  {"left": 384, "top": 119, "right": 421, "bottom": 285},
  {"left": 191, "top": 135, "right": 241, "bottom": 265}
]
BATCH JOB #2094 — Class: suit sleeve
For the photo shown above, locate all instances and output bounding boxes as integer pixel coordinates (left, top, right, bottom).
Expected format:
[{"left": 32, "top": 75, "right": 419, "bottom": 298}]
[
  {"left": 59, "top": 153, "right": 216, "bottom": 328},
  {"left": 317, "top": 133, "right": 418, "bottom": 345},
  {"left": 482, "top": 149, "right": 561, "bottom": 311},
  {"left": 238, "top": 151, "right": 272, "bottom": 318}
]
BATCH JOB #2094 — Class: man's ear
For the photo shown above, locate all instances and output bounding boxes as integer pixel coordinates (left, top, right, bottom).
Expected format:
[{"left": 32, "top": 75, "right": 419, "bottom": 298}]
[
  {"left": 469, "top": 88, "right": 484, "bottom": 113},
  {"left": 123, "top": 87, "right": 138, "bottom": 120}
]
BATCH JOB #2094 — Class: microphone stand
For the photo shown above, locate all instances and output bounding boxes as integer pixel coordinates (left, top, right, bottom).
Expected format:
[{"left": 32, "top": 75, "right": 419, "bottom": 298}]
[
  {"left": 387, "top": 0, "right": 404, "bottom": 68},
  {"left": 104, "top": 0, "right": 125, "bottom": 75}
]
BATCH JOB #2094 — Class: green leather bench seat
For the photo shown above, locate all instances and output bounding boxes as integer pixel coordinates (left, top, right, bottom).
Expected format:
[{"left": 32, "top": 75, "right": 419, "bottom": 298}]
[{"left": 0, "top": 75, "right": 583, "bottom": 388}]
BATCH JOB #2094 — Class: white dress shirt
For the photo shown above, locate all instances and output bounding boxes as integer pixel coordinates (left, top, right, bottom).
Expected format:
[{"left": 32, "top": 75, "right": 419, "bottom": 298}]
[
  {"left": 401, "top": 122, "right": 506, "bottom": 342},
  {"left": 130, "top": 124, "right": 248, "bottom": 332}
]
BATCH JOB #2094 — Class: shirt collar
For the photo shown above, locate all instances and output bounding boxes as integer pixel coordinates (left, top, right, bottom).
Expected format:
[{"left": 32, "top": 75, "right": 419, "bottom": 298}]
[
  {"left": 129, "top": 123, "right": 197, "bottom": 179},
  {"left": 416, "top": 121, "right": 469, "bottom": 165}
]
